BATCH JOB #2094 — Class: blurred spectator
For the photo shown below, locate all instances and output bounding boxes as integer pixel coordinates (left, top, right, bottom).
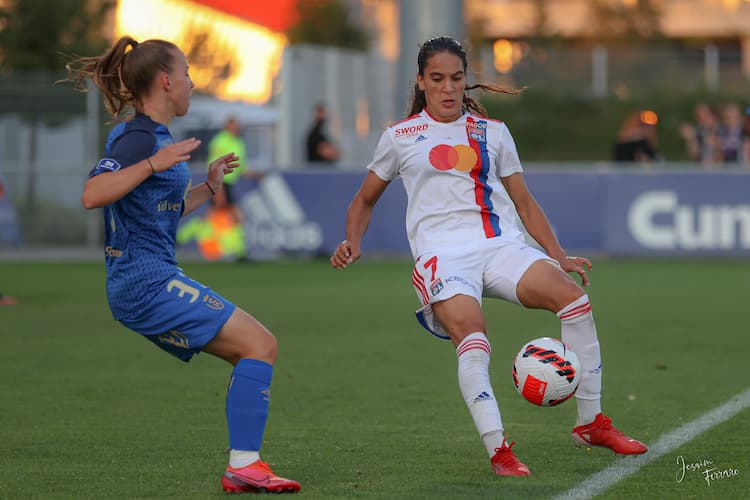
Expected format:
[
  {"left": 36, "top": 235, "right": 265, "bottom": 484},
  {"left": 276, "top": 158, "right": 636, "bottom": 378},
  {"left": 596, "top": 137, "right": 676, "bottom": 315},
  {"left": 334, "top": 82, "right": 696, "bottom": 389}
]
[
  {"left": 679, "top": 103, "right": 721, "bottom": 166},
  {"left": 306, "top": 103, "right": 340, "bottom": 165},
  {"left": 612, "top": 111, "right": 659, "bottom": 164},
  {"left": 0, "top": 292, "right": 17, "bottom": 306},
  {"left": 207, "top": 117, "right": 262, "bottom": 223},
  {"left": 717, "top": 103, "right": 744, "bottom": 163},
  {"left": 0, "top": 181, "right": 17, "bottom": 306}
]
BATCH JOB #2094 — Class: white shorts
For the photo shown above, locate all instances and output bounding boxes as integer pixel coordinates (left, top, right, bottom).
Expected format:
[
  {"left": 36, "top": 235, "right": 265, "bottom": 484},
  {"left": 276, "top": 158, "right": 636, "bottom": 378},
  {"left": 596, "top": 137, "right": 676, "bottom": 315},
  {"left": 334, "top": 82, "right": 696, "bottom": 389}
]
[{"left": 411, "top": 238, "right": 553, "bottom": 307}]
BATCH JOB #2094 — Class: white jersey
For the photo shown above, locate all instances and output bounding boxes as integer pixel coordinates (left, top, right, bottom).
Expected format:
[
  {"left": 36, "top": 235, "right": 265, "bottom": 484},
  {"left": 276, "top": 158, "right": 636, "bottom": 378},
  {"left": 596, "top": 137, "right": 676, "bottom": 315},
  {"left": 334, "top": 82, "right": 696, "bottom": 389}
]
[{"left": 367, "top": 109, "right": 526, "bottom": 258}]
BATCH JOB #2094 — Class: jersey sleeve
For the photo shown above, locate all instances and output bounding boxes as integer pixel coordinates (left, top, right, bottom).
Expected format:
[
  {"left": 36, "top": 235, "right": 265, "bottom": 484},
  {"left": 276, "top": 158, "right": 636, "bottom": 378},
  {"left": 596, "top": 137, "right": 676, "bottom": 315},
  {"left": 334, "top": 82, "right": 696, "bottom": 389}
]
[
  {"left": 495, "top": 123, "right": 524, "bottom": 178},
  {"left": 89, "top": 130, "right": 156, "bottom": 178},
  {"left": 366, "top": 130, "right": 399, "bottom": 181}
]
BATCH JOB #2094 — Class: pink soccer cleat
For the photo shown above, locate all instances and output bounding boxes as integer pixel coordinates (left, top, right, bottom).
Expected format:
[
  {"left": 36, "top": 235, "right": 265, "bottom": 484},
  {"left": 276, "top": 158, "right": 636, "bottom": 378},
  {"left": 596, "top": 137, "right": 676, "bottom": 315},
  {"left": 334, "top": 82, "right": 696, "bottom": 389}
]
[{"left": 221, "top": 460, "right": 301, "bottom": 494}]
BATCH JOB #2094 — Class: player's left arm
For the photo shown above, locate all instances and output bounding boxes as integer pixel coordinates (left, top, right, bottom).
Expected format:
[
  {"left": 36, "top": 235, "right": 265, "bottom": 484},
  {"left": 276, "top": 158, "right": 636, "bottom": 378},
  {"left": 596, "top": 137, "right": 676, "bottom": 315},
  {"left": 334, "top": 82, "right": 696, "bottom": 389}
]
[
  {"left": 183, "top": 153, "right": 239, "bottom": 216},
  {"left": 501, "top": 172, "right": 591, "bottom": 285}
]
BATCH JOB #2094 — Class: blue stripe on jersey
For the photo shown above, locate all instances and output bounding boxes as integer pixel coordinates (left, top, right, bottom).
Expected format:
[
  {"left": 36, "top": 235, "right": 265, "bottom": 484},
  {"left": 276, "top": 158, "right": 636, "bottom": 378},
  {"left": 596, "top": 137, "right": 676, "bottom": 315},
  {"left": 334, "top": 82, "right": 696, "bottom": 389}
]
[{"left": 479, "top": 142, "right": 502, "bottom": 236}]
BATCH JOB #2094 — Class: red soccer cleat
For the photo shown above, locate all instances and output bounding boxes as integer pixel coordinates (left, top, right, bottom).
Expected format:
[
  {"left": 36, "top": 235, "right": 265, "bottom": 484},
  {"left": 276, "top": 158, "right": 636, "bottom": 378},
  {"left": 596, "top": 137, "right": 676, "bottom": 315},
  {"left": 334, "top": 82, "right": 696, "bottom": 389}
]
[
  {"left": 221, "top": 460, "right": 301, "bottom": 494},
  {"left": 490, "top": 437, "right": 531, "bottom": 476},
  {"left": 571, "top": 413, "right": 648, "bottom": 455}
]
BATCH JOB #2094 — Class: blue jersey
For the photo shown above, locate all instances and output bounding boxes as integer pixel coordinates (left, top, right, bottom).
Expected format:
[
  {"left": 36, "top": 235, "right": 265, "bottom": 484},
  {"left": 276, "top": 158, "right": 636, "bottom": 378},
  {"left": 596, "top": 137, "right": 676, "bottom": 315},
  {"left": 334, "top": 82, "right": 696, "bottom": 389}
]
[{"left": 89, "top": 113, "right": 191, "bottom": 321}]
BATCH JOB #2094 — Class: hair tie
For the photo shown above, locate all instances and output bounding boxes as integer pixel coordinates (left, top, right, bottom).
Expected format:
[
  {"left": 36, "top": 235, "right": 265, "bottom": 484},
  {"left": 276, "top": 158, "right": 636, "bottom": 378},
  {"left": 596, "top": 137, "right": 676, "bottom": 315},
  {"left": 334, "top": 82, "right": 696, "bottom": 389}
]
[{"left": 125, "top": 40, "right": 139, "bottom": 55}]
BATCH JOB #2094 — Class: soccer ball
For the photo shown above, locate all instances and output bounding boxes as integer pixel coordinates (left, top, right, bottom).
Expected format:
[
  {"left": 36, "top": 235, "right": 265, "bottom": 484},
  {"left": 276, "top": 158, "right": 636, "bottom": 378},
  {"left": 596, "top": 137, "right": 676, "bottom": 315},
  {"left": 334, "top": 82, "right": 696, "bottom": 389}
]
[{"left": 512, "top": 337, "right": 581, "bottom": 407}]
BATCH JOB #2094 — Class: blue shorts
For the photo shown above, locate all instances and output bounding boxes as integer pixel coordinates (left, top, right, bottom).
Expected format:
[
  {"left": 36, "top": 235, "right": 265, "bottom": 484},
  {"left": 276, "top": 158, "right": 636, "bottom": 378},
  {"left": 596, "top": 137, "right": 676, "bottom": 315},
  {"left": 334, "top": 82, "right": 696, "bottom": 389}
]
[{"left": 120, "top": 271, "right": 236, "bottom": 362}]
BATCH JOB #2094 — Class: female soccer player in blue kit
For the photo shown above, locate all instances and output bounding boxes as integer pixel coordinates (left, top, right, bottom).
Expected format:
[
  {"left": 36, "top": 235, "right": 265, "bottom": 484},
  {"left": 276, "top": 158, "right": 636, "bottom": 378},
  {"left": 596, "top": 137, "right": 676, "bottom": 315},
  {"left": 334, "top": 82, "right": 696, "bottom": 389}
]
[
  {"left": 331, "top": 36, "right": 647, "bottom": 477},
  {"left": 66, "top": 36, "right": 299, "bottom": 494}
]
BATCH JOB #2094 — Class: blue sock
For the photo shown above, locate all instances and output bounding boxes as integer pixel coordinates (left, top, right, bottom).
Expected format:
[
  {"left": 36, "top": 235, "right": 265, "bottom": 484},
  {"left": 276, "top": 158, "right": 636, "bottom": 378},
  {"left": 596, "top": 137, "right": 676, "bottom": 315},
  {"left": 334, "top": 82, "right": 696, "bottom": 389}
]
[{"left": 226, "top": 358, "right": 273, "bottom": 451}]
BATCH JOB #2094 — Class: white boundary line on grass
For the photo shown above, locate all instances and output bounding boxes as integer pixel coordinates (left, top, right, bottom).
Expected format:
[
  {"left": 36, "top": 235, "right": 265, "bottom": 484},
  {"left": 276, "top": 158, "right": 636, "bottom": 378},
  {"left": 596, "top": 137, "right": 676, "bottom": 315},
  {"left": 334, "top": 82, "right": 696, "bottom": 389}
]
[{"left": 553, "top": 387, "right": 750, "bottom": 500}]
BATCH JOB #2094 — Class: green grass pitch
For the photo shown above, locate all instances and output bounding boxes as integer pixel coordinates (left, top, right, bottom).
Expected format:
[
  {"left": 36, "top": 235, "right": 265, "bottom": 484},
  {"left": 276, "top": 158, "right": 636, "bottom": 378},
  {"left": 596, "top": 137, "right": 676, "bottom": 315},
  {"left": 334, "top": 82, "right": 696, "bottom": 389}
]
[{"left": 0, "top": 258, "right": 748, "bottom": 499}]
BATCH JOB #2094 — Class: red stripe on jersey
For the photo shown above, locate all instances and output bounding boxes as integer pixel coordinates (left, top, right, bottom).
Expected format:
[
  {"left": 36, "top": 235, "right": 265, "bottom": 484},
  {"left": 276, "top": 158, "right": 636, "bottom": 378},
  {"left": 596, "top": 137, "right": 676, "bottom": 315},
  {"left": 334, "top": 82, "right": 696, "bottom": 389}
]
[
  {"left": 469, "top": 159, "right": 494, "bottom": 237},
  {"left": 559, "top": 302, "right": 592, "bottom": 320},
  {"left": 457, "top": 339, "right": 491, "bottom": 357}
]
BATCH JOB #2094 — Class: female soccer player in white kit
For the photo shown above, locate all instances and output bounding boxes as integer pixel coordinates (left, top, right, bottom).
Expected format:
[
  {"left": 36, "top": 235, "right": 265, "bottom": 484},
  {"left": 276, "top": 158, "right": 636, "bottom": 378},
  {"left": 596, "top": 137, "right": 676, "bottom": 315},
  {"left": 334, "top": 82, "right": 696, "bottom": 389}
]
[{"left": 330, "top": 36, "right": 647, "bottom": 476}]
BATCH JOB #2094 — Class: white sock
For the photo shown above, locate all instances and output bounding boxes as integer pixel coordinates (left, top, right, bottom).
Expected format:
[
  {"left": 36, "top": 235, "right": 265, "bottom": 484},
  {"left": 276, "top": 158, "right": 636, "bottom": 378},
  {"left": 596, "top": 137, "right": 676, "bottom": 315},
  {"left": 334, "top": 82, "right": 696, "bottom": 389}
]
[
  {"left": 557, "top": 294, "right": 602, "bottom": 426},
  {"left": 456, "top": 332, "right": 505, "bottom": 457},
  {"left": 229, "top": 449, "right": 260, "bottom": 468}
]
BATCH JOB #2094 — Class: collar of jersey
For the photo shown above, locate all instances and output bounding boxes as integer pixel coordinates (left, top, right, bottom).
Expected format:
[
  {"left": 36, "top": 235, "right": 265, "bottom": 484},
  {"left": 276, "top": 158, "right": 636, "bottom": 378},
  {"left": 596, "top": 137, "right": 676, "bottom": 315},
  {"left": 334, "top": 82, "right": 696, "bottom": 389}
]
[
  {"left": 420, "top": 108, "right": 467, "bottom": 126},
  {"left": 134, "top": 112, "right": 170, "bottom": 133}
]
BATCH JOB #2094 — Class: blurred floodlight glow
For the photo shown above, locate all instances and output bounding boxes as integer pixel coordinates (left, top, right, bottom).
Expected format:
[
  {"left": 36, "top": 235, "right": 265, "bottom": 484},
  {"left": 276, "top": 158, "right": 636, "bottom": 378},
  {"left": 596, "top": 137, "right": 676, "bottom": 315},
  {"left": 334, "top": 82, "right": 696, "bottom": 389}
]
[
  {"left": 641, "top": 110, "right": 658, "bottom": 125},
  {"left": 115, "top": 0, "right": 286, "bottom": 103},
  {"left": 493, "top": 39, "right": 513, "bottom": 73},
  {"left": 493, "top": 39, "right": 526, "bottom": 74}
]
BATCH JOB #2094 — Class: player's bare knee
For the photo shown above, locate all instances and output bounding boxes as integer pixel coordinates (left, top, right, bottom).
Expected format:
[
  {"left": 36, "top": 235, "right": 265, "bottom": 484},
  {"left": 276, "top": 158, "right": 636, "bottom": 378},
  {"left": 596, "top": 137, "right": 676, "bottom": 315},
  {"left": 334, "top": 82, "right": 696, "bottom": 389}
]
[
  {"left": 560, "top": 287, "right": 585, "bottom": 308},
  {"left": 257, "top": 334, "right": 278, "bottom": 363},
  {"left": 548, "top": 272, "right": 585, "bottom": 310},
  {"left": 239, "top": 332, "right": 277, "bottom": 364},
  {"left": 444, "top": 317, "right": 486, "bottom": 340}
]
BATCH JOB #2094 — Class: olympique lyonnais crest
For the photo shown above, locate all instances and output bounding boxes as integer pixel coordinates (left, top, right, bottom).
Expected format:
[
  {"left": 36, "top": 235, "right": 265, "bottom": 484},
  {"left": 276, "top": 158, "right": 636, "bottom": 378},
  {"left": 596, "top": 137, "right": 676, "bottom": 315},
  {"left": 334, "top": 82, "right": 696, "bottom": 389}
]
[{"left": 466, "top": 118, "right": 487, "bottom": 143}]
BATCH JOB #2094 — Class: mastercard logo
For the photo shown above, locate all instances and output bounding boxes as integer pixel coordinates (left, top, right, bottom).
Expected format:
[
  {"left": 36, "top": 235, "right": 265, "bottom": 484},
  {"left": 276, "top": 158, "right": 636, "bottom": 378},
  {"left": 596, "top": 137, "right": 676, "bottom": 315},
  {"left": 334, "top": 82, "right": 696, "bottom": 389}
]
[{"left": 429, "top": 144, "right": 478, "bottom": 172}]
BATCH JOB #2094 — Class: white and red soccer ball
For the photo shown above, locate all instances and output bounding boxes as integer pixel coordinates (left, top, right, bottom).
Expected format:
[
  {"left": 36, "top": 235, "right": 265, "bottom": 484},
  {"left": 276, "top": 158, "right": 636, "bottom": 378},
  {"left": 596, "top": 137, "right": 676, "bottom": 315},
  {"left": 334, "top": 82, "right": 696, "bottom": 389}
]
[{"left": 512, "top": 337, "right": 581, "bottom": 407}]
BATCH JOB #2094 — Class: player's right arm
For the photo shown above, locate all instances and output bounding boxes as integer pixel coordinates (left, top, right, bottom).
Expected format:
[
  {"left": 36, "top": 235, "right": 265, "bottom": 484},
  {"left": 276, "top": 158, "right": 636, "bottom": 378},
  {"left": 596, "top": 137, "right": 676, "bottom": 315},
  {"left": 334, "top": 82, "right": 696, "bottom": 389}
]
[
  {"left": 331, "top": 129, "right": 398, "bottom": 269},
  {"left": 82, "top": 137, "right": 200, "bottom": 209},
  {"left": 330, "top": 171, "right": 390, "bottom": 269}
]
